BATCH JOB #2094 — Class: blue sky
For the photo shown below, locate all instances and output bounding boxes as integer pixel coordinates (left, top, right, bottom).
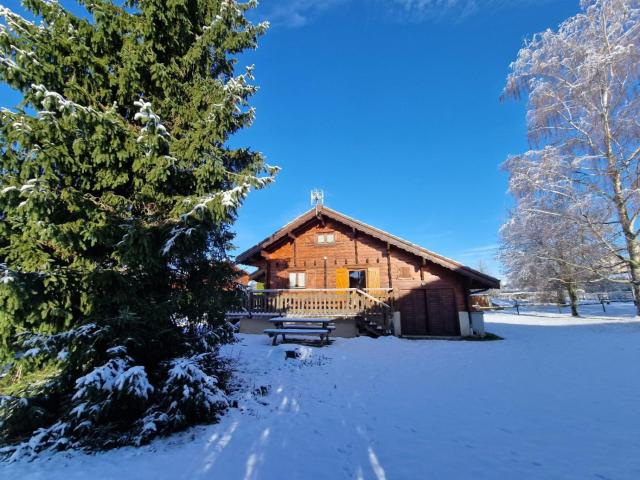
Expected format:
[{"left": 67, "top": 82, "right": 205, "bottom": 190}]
[
  {"left": 0, "top": 0, "right": 580, "bottom": 277},
  {"left": 231, "top": 0, "right": 579, "bottom": 276}
]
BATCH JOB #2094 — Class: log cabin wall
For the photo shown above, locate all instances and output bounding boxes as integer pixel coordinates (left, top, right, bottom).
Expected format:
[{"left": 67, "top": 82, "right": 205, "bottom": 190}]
[
  {"left": 391, "top": 247, "right": 467, "bottom": 311},
  {"left": 262, "top": 218, "right": 467, "bottom": 310}
]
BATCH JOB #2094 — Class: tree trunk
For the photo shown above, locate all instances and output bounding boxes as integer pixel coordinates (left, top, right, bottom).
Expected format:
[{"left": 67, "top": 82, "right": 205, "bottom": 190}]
[
  {"left": 610, "top": 168, "right": 640, "bottom": 315},
  {"left": 609, "top": 192, "right": 640, "bottom": 315},
  {"left": 629, "top": 275, "right": 640, "bottom": 316},
  {"left": 566, "top": 283, "right": 579, "bottom": 317},
  {"left": 603, "top": 104, "right": 640, "bottom": 316}
]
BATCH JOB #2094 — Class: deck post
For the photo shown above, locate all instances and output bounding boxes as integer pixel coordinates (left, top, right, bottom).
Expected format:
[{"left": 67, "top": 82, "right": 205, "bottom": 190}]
[
  {"left": 265, "top": 260, "right": 271, "bottom": 289},
  {"left": 323, "top": 257, "right": 328, "bottom": 288},
  {"left": 289, "top": 232, "right": 297, "bottom": 267},
  {"left": 353, "top": 228, "right": 359, "bottom": 264},
  {"left": 386, "top": 243, "right": 393, "bottom": 288}
]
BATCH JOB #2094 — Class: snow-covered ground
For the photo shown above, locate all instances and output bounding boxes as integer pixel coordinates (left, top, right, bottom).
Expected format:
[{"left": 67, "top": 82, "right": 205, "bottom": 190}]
[
  {"left": 496, "top": 300, "right": 639, "bottom": 319},
  {"left": 4, "top": 307, "right": 640, "bottom": 479}
]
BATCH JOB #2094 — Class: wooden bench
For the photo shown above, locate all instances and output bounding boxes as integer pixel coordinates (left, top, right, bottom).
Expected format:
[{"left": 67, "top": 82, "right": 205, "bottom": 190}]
[
  {"left": 263, "top": 328, "right": 331, "bottom": 346},
  {"left": 264, "top": 317, "right": 336, "bottom": 346}
]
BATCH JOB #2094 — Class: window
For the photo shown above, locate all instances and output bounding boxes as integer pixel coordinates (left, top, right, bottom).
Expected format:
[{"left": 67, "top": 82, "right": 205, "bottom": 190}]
[
  {"left": 348, "top": 270, "right": 366, "bottom": 289},
  {"left": 317, "top": 232, "right": 335, "bottom": 244},
  {"left": 289, "top": 272, "right": 306, "bottom": 289}
]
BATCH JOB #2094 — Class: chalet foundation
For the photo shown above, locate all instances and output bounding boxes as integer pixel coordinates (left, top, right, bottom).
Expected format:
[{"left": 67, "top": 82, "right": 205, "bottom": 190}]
[
  {"left": 458, "top": 311, "right": 471, "bottom": 337},
  {"left": 238, "top": 316, "right": 273, "bottom": 335},
  {"left": 470, "top": 311, "right": 486, "bottom": 336},
  {"left": 238, "top": 316, "right": 359, "bottom": 338}
]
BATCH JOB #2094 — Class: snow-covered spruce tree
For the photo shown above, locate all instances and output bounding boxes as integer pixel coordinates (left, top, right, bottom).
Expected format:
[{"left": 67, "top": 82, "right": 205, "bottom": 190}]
[
  {"left": 0, "top": 0, "right": 275, "bottom": 457},
  {"left": 503, "top": 0, "right": 640, "bottom": 314}
]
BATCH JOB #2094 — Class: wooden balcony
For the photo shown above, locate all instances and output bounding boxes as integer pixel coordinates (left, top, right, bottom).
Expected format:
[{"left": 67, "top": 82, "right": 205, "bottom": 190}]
[{"left": 240, "top": 288, "right": 394, "bottom": 328}]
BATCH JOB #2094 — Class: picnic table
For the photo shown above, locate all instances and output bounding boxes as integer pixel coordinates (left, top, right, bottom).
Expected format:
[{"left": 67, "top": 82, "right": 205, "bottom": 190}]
[{"left": 264, "top": 317, "right": 335, "bottom": 346}]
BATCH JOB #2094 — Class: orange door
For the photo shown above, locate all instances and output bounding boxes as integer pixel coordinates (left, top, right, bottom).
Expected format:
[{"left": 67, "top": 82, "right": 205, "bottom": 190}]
[{"left": 336, "top": 268, "right": 348, "bottom": 289}]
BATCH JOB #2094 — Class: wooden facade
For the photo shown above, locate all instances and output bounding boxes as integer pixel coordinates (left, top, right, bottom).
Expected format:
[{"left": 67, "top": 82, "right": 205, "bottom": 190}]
[{"left": 236, "top": 206, "right": 500, "bottom": 336}]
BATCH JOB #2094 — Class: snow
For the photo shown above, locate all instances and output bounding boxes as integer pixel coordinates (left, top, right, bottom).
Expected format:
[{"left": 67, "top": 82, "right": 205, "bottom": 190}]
[
  {"left": 72, "top": 359, "right": 153, "bottom": 401},
  {"left": 3, "top": 422, "right": 71, "bottom": 463},
  {"left": 161, "top": 226, "right": 195, "bottom": 256},
  {"left": 19, "top": 179, "right": 36, "bottom": 191},
  {"left": 220, "top": 184, "right": 250, "bottom": 207},
  {"left": 0, "top": 179, "right": 40, "bottom": 203},
  {"left": 113, "top": 366, "right": 154, "bottom": 400},
  {"left": 0, "top": 268, "right": 14, "bottom": 284},
  {"left": 106, "top": 346, "right": 127, "bottom": 356},
  {"left": 4, "top": 307, "right": 640, "bottom": 479},
  {"left": 133, "top": 99, "right": 169, "bottom": 142},
  {"left": 32, "top": 84, "right": 93, "bottom": 117},
  {"left": 164, "top": 356, "right": 227, "bottom": 407},
  {"left": 22, "top": 348, "right": 40, "bottom": 358},
  {"left": 498, "top": 301, "right": 639, "bottom": 319},
  {"left": 72, "top": 358, "right": 129, "bottom": 400},
  {"left": 179, "top": 183, "right": 251, "bottom": 222}
]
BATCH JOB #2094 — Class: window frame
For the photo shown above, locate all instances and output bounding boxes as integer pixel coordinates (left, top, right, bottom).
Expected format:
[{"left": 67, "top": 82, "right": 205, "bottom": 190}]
[
  {"left": 348, "top": 269, "right": 367, "bottom": 290},
  {"left": 288, "top": 271, "right": 306, "bottom": 289},
  {"left": 316, "top": 231, "right": 335, "bottom": 245}
]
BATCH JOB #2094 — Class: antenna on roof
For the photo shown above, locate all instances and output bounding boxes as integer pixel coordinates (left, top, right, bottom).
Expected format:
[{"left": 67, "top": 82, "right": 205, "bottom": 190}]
[{"left": 311, "top": 189, "right": 324, "bottom": 214}]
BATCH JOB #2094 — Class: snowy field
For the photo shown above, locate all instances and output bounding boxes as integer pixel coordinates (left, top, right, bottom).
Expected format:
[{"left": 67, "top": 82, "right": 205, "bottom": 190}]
[
  {"left": 495, "top": 300, "right": 639, "bottom": 318},
  {"left": 3, "top": 306, "right": 640, "bottom": 480}
]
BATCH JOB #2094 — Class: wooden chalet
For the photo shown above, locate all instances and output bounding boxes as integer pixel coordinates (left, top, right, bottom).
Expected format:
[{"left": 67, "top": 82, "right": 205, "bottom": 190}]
[{"left": 235, "top": 206, "right": 500, "bottom": 338}]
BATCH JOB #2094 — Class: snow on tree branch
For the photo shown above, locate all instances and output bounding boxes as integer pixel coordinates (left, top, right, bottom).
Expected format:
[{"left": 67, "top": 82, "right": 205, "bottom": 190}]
[
  {"left": 31, "top": 84, "right": 97, "bottom": 118},
  {"left": 0, "top": 263, "right": 14, "bottom": 284},
  {"left": 73, "top": 359, "right": 154, "bottom": 403},
  {"left": 161, "top": 226, "right": 195, "bottom": 256},
  {"left": 134, "top": 99, "right": 169, "bottom": 141},
  {"left": 181, "top": 183, "right": 249, "bottom": 221},
  {"left": 0, "top": 6, "right": 41, "bottom": 35},
  {"left": 162, "top": 355, "right": 227, "bottom": 411}
]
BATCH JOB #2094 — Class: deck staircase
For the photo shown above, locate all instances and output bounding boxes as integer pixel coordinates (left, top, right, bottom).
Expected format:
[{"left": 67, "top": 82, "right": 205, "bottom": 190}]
[{"left": 359, "top": 314, "right": 392, "bottom": 337}]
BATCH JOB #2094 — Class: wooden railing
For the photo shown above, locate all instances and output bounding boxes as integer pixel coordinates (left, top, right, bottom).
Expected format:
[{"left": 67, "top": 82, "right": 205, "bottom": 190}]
[{"left": 242, "top": 288, "right": 394, "bottom": 325}]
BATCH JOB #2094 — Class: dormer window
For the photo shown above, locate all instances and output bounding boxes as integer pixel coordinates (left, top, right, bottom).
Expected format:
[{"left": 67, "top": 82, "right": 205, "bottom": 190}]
[{"left": 317, "top": 232, "right": 335, "bottom": 244}]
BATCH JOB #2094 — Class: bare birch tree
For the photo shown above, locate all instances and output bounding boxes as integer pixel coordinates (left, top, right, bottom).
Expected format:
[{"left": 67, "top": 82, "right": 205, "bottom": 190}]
[
  {"left": 503, "top": 0, "right": 640, "bottom": 313},
  {"left": 499, "top": 198, "right": 611, "bottom": 316}
]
